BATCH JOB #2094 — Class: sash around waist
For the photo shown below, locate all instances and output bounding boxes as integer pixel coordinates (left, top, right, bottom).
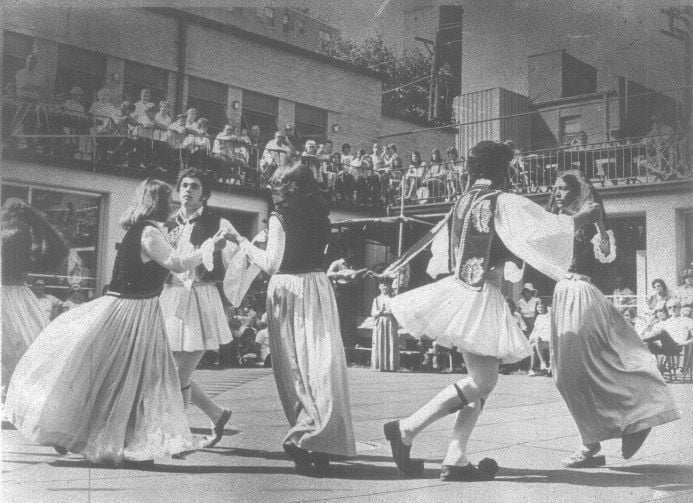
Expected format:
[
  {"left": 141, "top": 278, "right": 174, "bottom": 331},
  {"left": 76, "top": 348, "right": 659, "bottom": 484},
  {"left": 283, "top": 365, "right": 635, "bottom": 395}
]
[
  {"left": 276, "top": 267, "right": 324, "bottom": 275},
  {"left": 106, "top": 289, "right": 162, "bottom": 299}
]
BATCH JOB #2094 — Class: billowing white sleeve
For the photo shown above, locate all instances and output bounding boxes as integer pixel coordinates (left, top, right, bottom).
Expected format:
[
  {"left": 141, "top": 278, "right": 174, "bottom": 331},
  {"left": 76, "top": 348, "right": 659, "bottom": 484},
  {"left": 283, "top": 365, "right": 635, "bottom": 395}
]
[
  {"left": 494, "top": 193, "right": 574, "bottom": 281},
  {"left": 238, "top": 215, "right": 285, "bottom": 275},
  {"left": 141, "top": 225, "right": 213, "bottom": 273},
  {"left": 218, "top": 218, "right": 240, "bottom": 268}
]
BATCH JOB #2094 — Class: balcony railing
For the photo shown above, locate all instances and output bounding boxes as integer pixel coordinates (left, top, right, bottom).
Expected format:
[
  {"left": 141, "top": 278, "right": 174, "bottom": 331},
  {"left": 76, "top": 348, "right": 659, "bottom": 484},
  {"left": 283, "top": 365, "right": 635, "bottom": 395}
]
[{"left": 3, "top": 98, "right": 691, "bottom": 211}]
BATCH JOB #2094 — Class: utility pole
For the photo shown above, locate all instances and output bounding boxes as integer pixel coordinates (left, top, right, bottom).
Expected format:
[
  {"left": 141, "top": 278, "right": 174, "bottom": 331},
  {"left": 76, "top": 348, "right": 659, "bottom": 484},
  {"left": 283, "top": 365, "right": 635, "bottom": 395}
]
[{"left": 660, "top": 7, "right": 691, "bottom": 129}]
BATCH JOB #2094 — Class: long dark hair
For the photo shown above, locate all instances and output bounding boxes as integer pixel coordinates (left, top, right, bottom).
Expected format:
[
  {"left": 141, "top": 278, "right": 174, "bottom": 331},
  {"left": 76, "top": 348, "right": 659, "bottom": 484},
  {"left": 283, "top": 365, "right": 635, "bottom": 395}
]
[
  {"left": 546, "top": 170, "right": 606, "bottom": 217},
  {"left": 272, "top": 162, "right": 329, "bottom": 219},
  {"left": 120, "top": 178, "right": 172, "bottom": 229}
]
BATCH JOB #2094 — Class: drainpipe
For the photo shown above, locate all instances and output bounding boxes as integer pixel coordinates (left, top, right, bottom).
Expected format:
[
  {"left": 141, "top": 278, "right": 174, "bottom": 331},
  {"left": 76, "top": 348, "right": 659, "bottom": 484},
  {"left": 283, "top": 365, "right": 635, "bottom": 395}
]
[{"left": 175, "top": 12, "right": 187, "bottom": 115}]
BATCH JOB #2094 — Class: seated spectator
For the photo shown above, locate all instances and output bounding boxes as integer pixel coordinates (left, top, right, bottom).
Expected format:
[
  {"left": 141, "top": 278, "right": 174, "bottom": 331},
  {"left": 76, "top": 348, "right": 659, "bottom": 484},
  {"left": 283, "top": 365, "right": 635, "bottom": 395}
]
[
  {"left": 233, "top": 126, "right": 251, "bottom": 165},
  {"left": 89, "top": 88, "right": 122, "bottom": 162},
  {"left": 301, "top": 139, "right": 322, "bottom": 181},
  {"left": 131, "top": 101, "right": 157, "bottom": 169},
  {"left": 612, "top": 276, "right": 635, "bottom": 310},
  {"left": 638, "top": 113, "right": 679, "bottom": 181},
  {"left": 403, "top": 151, "right": 426, "bottom": 200},
  {"left": 260, "top": 130, "right": 293, "bottom": 182},
  {"left": 167, "top": 112, "right": 189, "bottom": 168},
  {"left": 61, "top": 86, "right": 90, "bottom": 157},
  {"left": 675, "top": 269, "right": 693, "bottom": 317},
  {"left": 212, "top": 124, "right": 242, "bottom": 182},
  {"left": 383, "top": 143, "right": 402, "bottom": 204},
  {"left": 132, "top": 88, "right": 155, "bottom": 121},
  {"left": 61, "top": 283, "right": 84, "bottom": 312},
  {"left": 647, "top": 278, "right": 671, "bottom": 317},
  {"left": 620, "top": 307, "right": 649, "bottom": 337},
  {"left": 642, "top": 300, "right": 693, "bottom": 370},
  {"left": 185, "top": 117, "right": 211, "bottom": 169},
  {"left": 283, "top": 123, "right": 298, "bottom": 154},
  {"left": 528, "top": 304, "right": 551, "bottom": 376},
  {"left": 32, "top": 278, "right": 62, "bottom": 321},
  {"left": 253, "top": 313, "right": 271, "bottom": 367},
  {"left": 336, "top": 143, "right": 355, "bottom": 202},
  {"left": 422, "top": 148, "right": 447, "bottom": 200},
  {"left": 13, "top": 52, "right": 46, "bottom": 150}
]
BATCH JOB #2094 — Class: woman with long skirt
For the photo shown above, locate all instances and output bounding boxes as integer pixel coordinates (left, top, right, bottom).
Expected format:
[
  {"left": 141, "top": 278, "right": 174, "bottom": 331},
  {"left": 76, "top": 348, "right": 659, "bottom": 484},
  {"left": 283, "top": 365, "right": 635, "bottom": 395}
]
[
  {"left": 225, "top": 163, "right": 356, "bottom": 476},
  {"left": 1, "top": 198, "right": 68, "bottom": 397},
  {"left": 547, "top": 170, "right": 679, "bottom": 468},
  {"left": 371, "top": 279, "right": 399, "bottom": 372},
  {"left": 5, "top": 179, "right": 227, "bottom": 465}
]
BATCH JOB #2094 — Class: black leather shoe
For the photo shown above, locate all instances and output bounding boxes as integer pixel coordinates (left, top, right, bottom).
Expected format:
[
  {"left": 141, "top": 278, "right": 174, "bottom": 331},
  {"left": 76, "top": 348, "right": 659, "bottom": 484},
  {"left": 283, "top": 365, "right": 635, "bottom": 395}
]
[
  {"left": 383, "top": 420, "right": 424, "bottom": 477},
  {"left": 622, "top": 428, "right": 651, "bottom": 459},
  {"left": 54, "top": 446, "right": 68, "bottom": 455},
  {"left": 310, "top": 451, "right": 330, "bottom": 477},
  {"left": 440, "top": 458, "right": 498, "bottom": 481},
  {"left": 204, "top": 409, "right": 232, "bottom": 448},
  {"left": 283, "top": 443, "right": 313, "bottom": 476}
]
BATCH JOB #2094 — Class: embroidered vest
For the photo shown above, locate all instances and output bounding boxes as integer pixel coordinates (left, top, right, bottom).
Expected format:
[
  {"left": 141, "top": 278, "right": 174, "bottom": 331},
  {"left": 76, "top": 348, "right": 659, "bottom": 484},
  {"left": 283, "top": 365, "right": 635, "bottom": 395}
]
[
  {"left": 275, "top": 209, "right": 330, "bottom": 274},
  {"left": 449, "top": 185, "right": 522, "bottom": 290},
  {"left": 165, "top": 208, "right": 225, "bottom": 283}
]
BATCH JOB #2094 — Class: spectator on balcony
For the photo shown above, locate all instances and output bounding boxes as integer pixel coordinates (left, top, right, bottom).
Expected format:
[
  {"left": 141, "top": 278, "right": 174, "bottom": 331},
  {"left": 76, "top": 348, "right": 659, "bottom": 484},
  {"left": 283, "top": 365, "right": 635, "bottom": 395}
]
[
  {"left": 647, "top": 278, "right": 671, "bottom": 315},
  {"left": 320, "top": 141, "right": 337, "bottom": 191},
  {"left": 301, "top": 140, "right": 322, "bottom": 181},
  {"left": 383, "top": 144, "right": 402, "bottom": 203},
  {"left": 261, "top": 130, "right": 293, "bottom": 183},
  {"left": 89, "top": 88, "right": 120, "bottom": 162},
  {"left": 167, "top": 112, "right": 189, "bottom": 167},
  {"left": 612, "top": 276, "right": 635, "bottom": 310},
  {"left": 639, "top": 114, "right": 677, "bottom": 181},
  {"left": 283, "top": 123, "right": 298, "bottom": 154},
  {"left": 130, "top": 101, "right": 158, "bottom": 169},
  {"left": 212, "top": 124, "right": 240, "bottom": 182},
  {"left": 62, "top": 86, "right": 90, "bottom": 158},
  {"left": 446, "top": 147, "right": 466, "bottom": 195},
  {"left": 423, "top": 148, "right": 447, "bottom": 201},
  {"left": 183, "top": 107, "right": 199, "bottom": 134},
  {"left": 505, "top": 141, "right": 530, "bottom": 193},
  {"left": 675, "top": 269, "right": 693, "bottom": 317},
  {"left": 403, "top": 151, "right": 426, "bottom": 200},
  {"left": 185, "top": 117, "right": 211, "bottom": 169},
  {"left": 133, "top": 88, "right": 155, "bottom": 121},
  {"left": 233, "top": 126, "right": 251, "bottom": 164},
  {"left": 350, "top": 148, "right": 369, "bottom": 203}
]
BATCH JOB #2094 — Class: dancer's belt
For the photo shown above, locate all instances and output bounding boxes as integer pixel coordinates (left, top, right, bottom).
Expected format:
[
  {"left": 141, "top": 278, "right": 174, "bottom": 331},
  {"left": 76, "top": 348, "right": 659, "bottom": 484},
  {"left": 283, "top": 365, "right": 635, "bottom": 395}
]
[
  {"left": 166, "top": 280, "right": 222, "bottom": 287},
  {"left": 106, "top": 289, "right": 163, "bottom": 299},
  {"left": 276, "top": 267, "right": 324, "bottom": 275},
  {"left": 564, "top": 273, "right": 591, "bottom": 282}
]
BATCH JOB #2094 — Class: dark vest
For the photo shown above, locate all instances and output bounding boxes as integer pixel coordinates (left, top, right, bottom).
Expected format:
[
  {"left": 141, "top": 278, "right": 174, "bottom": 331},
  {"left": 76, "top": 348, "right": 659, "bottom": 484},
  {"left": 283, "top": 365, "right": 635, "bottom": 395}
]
[
  {"left": 570, "top": 224, "right": 598, "bottom": 276},
  {"left": 108, "top": 221, "right": 170, "bottom": 298},
  {"left": 274, "top": 209, "right": 330, "bottom": 274},
  {"left": 165, "top": 208, "right": 224, "bottom": 282},
  {"left": 448, "top": 185, "right": 522, "bottom": 290}
]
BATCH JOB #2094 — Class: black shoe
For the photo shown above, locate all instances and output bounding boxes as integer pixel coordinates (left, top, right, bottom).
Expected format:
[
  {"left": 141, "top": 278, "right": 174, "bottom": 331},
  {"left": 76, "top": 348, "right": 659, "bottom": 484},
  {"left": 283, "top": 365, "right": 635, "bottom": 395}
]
[
  {"left": 310, "top": 451, "right": 330, "bottom": 477},
  {"left": 383, "top": 420, "right": 424, "bottom": 477},
  {"left": 440, "top": 458, "right": 499, "bottom": 481},
  {"left": 283, "top": 442, "right": 313, "bottom": 476},
  {"left": 204, "top": 409, "right": 232, "bottom": 448},
  {"left": 622, "top": 428, "right": 651, "bottom": 459},
  {"left": 54, "top": 446, "right": 68, "bottom": 455}
]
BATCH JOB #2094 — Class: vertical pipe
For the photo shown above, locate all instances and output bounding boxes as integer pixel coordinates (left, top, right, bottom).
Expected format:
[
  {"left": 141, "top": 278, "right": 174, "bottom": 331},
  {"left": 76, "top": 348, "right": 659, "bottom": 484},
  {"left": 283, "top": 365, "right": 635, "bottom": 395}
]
[
  {"left": 175, "top": 13, "right": 187, "bottom": 115},
  {"left": 398, "top": 172, "right": 405, "bottom": 256}
]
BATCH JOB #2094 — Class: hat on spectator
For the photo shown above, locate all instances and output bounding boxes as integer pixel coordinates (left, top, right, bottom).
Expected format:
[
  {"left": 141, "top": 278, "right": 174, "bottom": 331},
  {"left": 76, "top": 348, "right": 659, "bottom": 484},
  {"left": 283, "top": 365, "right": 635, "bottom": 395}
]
[
  {"left": 34, "top": 278, "right": 46, "bottom": 286},
  {"left": 69, "top": 86, "right": 84, "bottom": 96},
  {"left": 69, "top": 283, "right": 82, "bottom": 291},
  {"left": 682, "top": 269, "right": 693, "bottom": 280},
  {"left": 521, "top": 283, "right": 537, "bottom": 295}
]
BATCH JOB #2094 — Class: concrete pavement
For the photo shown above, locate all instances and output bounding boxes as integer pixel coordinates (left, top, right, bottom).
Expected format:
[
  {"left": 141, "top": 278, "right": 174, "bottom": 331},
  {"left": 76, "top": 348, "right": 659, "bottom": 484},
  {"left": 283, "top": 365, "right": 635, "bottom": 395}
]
[{"left": 2, "top": 367, "right": 692, "bottom": 503}]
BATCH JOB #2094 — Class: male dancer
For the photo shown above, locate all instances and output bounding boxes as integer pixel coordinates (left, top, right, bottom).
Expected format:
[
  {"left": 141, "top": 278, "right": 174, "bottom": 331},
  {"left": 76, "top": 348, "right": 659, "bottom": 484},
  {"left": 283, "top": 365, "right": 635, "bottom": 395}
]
[
  {"left": 382, "top": 141, "right": 602, "bottom": 481},
  {"left": 159, "top": 168, "right": 234, "bottom": 447}
]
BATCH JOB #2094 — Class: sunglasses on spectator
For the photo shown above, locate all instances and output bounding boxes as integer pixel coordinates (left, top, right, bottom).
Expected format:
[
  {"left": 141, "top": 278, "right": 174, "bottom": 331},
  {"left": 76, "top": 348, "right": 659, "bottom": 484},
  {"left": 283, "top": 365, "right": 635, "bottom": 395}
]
[{"left": 666, "top": 305, "right": 680, "bottom": 310}]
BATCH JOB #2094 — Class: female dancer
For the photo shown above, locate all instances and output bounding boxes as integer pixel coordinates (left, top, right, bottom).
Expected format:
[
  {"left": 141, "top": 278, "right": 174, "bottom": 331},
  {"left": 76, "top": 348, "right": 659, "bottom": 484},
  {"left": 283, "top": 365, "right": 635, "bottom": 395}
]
[
  {"left": 5, "top": 179, "right": 227, "bottom": 465},
  {"left": 1, "top": 198, "right": 67, "bottom": 395},
  {"left": 383, "top": 141, "right": 602, "bottom": 481},
  {"left": 547, "top": 170, "right": 679, "bottom": 468},
  {"left": 371, "top": 278, "right": 399, "bottom": 372},
  {"left": 224, "top": 163, "right": 356, "bottom": 476}
]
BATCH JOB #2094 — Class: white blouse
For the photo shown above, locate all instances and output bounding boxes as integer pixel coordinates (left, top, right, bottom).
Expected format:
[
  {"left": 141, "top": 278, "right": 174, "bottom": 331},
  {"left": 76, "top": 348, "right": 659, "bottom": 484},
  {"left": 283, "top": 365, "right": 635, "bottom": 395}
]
[
  {"left": 140, "top": 223, "right": 214, "bottom": 274},
  {"left": 238, "top": 215, "right": 285, "bottom": 276}
]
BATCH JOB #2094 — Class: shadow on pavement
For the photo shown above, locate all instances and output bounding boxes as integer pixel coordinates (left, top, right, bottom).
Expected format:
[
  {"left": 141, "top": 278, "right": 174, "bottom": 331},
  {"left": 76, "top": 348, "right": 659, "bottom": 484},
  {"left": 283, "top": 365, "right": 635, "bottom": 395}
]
[{"left": 497, "top": 464, "right": 693, "bottom": 491}]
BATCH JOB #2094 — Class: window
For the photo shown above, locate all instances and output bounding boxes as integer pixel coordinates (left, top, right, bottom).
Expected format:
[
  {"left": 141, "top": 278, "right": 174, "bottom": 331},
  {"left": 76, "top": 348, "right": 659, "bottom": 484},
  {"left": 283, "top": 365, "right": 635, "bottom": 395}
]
[
  {"left": 186, "top": 76, "right": 227, "bottom": 135},
  {"left": 261, "top": 7, "right": 275, "bottom": 26},
  {"left": 124, "top": 61, "right": 168, "bottom": 104},
  {"left": 298, "top": 17, "right": 306, "bottom": 34},
  {"left": 282, "top": 13, "right": 292, "bottom": 33},
  {"left": 55, "top": 45, "right": 107, "bottom": 110},
  {"left": 1, "top": 183, "right": 103, "bottom": 301},
  {"left": 295, "top": 103, "right": 327, "bottom": 146},
  {"left": 318, "top": 30, "right": 332, "bottom": 51},
  {"left": 241, "top": 90, "right": 278, "bottom": 144},
  {"left": 2, "top": 31, "right": 34, "bottom": 89},
  {"left": 560, "top": 115, "right": 583, "bottom": 145}
]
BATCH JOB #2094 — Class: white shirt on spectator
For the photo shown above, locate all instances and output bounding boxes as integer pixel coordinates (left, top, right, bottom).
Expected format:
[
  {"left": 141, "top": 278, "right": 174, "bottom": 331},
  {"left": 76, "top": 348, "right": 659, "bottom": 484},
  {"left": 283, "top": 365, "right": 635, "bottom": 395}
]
[
  {"left": 659, "top": 316, "right": 693, "bottom": 345},
  {"left": 517, "top": 297, "right": 541, "bottom": 319}
]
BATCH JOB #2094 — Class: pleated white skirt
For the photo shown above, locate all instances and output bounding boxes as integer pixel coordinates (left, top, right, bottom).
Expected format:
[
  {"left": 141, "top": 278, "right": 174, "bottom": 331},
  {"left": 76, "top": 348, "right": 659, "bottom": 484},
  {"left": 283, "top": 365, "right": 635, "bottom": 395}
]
[
  {"left": 160, "top": 283, "right": 233, "bottom": 352},
  {"left": 551, "top": 276, "right": 680, "bottom": 444},
  {"left": 5, "top": 295, "right": 198, "bottom": 464},
  {"left": 266, "top": 271, "right": 356, "bottom": 457},
  {"left": 391, "top": 270, "right": 531, "bottom": 363}
]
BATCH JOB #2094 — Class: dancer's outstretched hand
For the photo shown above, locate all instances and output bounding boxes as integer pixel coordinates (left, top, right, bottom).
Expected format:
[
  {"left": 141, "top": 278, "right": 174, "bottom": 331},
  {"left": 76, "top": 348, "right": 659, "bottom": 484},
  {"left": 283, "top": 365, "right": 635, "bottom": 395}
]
[
  {"left": 222, "top": 225, "right": 243, "bottom": 244},
  {"left": 212, "top": 229, "right": 228, "bottom": 250}
]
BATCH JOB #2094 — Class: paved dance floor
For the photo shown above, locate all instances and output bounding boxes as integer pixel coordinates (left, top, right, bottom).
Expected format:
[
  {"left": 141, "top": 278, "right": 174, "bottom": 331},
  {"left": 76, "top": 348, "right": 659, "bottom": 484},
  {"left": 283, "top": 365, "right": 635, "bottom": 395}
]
[{"left": 3, "top": 367, "right": 692, "bottom": 502}]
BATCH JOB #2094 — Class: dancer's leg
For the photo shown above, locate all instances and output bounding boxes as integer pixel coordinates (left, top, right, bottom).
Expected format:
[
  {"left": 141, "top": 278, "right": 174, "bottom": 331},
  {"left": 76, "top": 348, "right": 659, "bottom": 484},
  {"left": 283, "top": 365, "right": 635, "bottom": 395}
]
[
  {"left": 442, "top": 399, "right": 484, "bottom": 466},
  {"left": 400, "top": 351, "right": 499, "bottom": 444},
  {"left": 174, "top": 350, "right": 223, "bottom": 423}
]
